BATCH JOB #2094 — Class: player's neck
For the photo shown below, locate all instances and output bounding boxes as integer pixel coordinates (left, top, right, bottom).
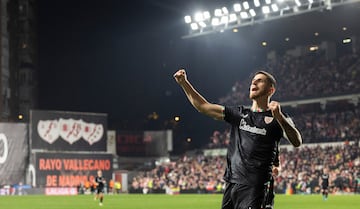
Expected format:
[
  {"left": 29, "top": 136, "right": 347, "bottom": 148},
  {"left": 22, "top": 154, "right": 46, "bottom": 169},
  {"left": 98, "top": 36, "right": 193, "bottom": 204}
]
[{"left": 251, "top": 100, "right": 268, "bottom": 112}]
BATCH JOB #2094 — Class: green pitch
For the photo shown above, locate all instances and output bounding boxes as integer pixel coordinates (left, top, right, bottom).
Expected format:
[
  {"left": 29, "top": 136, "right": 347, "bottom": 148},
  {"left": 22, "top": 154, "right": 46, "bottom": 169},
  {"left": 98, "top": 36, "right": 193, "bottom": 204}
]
[{"left": 0, "top": 194, "right": 359, "bottom": 209}]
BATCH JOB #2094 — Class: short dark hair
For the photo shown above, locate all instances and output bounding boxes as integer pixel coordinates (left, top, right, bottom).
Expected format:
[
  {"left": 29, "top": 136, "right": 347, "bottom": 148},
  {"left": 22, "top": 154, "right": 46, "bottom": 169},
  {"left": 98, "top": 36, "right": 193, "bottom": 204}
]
[{"left": 255, "top": 71, "right": 276, "bottom": 87}]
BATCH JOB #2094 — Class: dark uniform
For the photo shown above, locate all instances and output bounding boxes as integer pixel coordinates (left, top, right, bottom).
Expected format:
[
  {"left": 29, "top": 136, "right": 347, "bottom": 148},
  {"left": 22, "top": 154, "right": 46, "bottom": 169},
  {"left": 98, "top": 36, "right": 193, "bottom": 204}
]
[
  {"left": 262, "top": 148, "right": 279, "bottom": 209},
  {"left": 95, "top": 176, "right": 105, "bottom": 194},
  {"left": 321, "top": 173, "right": 329, "bottom": 200},
  {"left": 222, "top": 106, "right": 284, "bottom": 209},
  {"left": 321, "top": 174, "right": 329, "bottom": 189}
]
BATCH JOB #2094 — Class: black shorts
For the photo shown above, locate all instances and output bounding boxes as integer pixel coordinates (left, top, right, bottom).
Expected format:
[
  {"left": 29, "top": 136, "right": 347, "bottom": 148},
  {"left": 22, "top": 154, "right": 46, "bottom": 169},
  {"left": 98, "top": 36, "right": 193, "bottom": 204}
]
[
  {"left": 97, "top": 187, "right": 104, "bottom": 194},
  {"left": 221, "top": 183, "right": 265, "bottom": 209}
]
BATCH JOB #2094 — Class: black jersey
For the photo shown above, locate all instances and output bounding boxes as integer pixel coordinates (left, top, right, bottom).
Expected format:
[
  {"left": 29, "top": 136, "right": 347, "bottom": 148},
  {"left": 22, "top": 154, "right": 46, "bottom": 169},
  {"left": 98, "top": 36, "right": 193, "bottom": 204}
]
[
  {"left": 322, "top": 174, "right": 329, "bottom": 188},
  {"left": 95, "top": 176, "right": 105, "bottom": 189},
  {"left": 223, "top": 106, "right": 284, "bottom": 186}
]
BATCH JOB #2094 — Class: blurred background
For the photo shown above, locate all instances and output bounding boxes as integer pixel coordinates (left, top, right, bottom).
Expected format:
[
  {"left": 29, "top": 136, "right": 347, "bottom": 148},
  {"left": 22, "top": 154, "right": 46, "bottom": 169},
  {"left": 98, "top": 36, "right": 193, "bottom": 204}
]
[{"left": 0, "top": 0, "right": 359, "bottom": 196}]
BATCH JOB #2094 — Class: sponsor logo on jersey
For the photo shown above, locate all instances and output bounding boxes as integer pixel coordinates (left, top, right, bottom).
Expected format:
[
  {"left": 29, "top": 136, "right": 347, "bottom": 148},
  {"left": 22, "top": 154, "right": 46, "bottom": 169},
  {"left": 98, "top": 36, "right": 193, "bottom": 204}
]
[{"left": 239, "top": 119, "right": 267, "bottom": 135}]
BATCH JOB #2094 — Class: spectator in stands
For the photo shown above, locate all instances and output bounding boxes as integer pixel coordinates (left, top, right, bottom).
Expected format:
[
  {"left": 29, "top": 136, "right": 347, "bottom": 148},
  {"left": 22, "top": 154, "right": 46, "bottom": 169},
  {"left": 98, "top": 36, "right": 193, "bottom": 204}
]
[
  {"left": 130, "top": 143, "right": 360, "bottom": 196},
  {"left": 219, "top": 52, "right": 360, "bottom": 105}
]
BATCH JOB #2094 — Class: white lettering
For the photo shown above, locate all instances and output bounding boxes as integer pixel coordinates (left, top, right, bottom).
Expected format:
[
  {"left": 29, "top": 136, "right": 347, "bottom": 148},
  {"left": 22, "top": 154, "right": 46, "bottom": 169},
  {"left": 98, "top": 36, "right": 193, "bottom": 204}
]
[{"left": 239, "top": 119, "right": 267, "bottom": 135}]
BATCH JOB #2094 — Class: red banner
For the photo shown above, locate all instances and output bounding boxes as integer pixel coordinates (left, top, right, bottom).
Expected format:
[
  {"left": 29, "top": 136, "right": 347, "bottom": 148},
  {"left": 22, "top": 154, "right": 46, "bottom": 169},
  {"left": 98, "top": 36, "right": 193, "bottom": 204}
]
[{"left": 33, "top": 152, "right": 112, "bottom": 187}]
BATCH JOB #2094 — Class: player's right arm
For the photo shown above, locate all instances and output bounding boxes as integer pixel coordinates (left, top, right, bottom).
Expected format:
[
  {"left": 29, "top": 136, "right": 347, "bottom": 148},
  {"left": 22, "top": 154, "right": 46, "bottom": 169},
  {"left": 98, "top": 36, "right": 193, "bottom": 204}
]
[{"left": 173, "top": 69, "right": 224, "bottom": 120}]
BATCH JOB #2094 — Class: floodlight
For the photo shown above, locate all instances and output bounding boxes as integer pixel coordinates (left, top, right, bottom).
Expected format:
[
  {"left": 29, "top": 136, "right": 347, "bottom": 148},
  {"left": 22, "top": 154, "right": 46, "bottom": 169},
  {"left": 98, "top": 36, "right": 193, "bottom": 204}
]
[
  {"left": 221, "top": 16, "right": 229, "bottom": 24},
  {"left": 262, "top": 6, "right": 271, "bottom": 14},
  {"left": 240, "top": 11, "right": 249, "bottom": 19},
  {"left": 234, "top": 3, "right": 242, "bottom": 12},
  {"left": 184, "top": 16, "right": 192, "bottom": 24},
  {"left": 325, "top": 0, "right": 332, "bottom": 10},
  {"left": 222, "top": 7, "right": 229, "bottom": 14},
  {"left": 249, "top": 9, "right": 256, "bottom": 17},
  {"left": 214, "top": 8, "right": 222, "bottom": 16},
  {"left": 194, "top": 12, "right": 204, "bottom": 22},
  {"left": 211, "top": 17, "right": 220, "bottom": 26},
  {"left": 182, "top": 0, "right": 360, "bottom": 39},
  {"left": 343, "top": 38, "right": 351, "bottom": 44},
  {"left": 309, "top": 46, "right": 318, "bottom": 51},
  {"left": 199, "top": 21, "right": 207, "bottom": 28},
  {"left": 190, "top": 23, "right": 199, "bottom": 30},
  {"left": 203, "top": 11, "right": 211, "bottom": 19},
  {"left": 243, "top": 1, "right": 250, "bottom": 10},
  {"left": 271, "top": 3, "right": 279, "bottom": 12},
  {"left": 229, "top": 13, "right": 238, "bottom": 22}
]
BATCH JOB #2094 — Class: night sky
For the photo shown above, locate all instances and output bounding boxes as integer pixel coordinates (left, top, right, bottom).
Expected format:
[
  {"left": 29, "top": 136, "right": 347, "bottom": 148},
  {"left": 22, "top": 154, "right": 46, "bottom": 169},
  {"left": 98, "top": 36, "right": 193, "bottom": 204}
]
[{"left": 37, "top": 0, "right": 360, "bottom": 152}]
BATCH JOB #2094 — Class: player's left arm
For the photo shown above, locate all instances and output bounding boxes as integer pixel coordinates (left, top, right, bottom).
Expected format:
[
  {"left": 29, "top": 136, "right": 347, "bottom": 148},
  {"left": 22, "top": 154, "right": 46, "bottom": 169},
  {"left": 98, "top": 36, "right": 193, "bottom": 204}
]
[
  {"left": 272, "top": 146, "right": 281, "bottom": 176},
  {"left": 269, "top": 101, "right": 302, "bottom": 147}
]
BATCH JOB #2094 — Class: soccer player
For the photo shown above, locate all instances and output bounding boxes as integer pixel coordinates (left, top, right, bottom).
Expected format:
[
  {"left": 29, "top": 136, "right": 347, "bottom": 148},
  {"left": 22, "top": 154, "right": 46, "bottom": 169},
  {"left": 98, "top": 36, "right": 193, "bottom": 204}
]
[
  {"left": 94, "top": 170, "right": 106, "bottom": 206},
  {"left": 320, "top": 168, "right": 330, "bottom": 200},
  {"left": 174, "top": 69, "right": 302, "bottom": 209}
]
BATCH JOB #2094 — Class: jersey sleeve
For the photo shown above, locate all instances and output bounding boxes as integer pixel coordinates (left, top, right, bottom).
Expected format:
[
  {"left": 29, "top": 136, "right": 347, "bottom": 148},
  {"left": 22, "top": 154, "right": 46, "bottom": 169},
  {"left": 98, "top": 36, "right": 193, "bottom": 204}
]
[
  {"left": 224, "top": 106, "right": 242, "bottom": 125},
  {"left": 282, "top": 113, "right": 296, "bottom": 139}
]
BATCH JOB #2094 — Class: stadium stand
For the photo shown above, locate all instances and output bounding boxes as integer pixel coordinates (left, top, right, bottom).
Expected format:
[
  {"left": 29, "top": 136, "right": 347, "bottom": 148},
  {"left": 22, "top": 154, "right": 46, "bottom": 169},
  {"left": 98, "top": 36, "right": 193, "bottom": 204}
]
[
  {"left": 129, "top": 142, "right": 360, "bottom": 194},
  {"left": 129, "top": 43, "right": 360, "bottom": 195}
]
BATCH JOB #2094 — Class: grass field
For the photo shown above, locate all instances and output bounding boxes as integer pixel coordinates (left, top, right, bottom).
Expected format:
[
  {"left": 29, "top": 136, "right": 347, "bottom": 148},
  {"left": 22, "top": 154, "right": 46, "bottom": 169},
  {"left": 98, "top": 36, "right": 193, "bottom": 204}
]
[{"left": 0, "top": 194, "right": 359, "bottom": 209}]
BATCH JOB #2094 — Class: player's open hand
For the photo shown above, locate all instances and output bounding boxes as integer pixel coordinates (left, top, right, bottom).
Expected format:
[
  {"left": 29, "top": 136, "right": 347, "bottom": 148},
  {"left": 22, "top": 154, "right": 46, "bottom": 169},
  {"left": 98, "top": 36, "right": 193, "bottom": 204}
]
[{"left": 173, "top": 69, "right": 187, "bottom": 85}]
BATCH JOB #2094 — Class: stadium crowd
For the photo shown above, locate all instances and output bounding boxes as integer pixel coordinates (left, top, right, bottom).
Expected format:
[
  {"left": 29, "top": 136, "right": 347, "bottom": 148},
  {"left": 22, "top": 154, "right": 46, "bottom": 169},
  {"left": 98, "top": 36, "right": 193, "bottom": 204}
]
[
  {"left": 130, "top": 143, "right": 360, "bottom": 195},
  {"left": 219, "top": 51, "right": 360, "bottom": 105},
  {"left": 207, "top": 107, "right": 360, "bottom": 147},
  {"left": 130, "top": 48, "right": 360, "bottom": 195},
  {"left": 130, "top": 154, "right": 226, "bottom": 194},
  {"left": 277, "top": 142, "right": 360, "bottom": 194}
]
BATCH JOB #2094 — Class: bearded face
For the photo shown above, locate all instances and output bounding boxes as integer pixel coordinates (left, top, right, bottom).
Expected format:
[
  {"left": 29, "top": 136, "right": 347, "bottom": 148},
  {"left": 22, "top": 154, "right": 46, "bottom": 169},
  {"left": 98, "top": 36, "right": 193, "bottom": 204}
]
[{"left": 249, "top": 73, "right": 273, "bottom": 100}]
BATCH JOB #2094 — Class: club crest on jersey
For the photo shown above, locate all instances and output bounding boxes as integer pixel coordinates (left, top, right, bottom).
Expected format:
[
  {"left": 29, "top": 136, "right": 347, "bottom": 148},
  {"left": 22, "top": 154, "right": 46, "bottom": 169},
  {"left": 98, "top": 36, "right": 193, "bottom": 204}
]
[{"left": 264, "top": 116, "right": 274, "bottom": 124}]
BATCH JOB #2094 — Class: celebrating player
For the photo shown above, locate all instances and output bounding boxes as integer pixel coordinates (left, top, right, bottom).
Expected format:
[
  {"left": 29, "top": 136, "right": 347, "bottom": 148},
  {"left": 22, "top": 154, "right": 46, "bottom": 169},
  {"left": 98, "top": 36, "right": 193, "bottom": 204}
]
[{"left": 174, "top": 69, "right": 302, "bottom": 209}]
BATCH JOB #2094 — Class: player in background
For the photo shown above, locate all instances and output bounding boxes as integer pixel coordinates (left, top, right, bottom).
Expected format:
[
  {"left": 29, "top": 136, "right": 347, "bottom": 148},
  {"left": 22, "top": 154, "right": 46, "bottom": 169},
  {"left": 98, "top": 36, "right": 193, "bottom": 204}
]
[
  {"left": 320, "top": 168, "right": 330, "bottom": 201},
  {"left": 94, "top": 170, "right": 106, "bottom": 206}
]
